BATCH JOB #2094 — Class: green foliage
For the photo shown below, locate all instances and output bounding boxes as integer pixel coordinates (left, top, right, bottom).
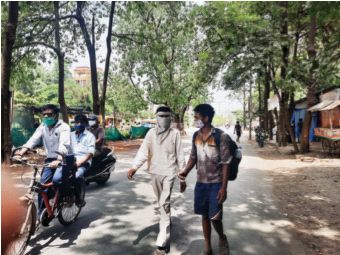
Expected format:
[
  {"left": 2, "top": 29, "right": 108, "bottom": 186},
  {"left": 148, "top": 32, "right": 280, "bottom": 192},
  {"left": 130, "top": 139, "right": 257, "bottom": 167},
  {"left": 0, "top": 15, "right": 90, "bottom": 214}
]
[
  {"left": 212, "top": 115, "right": 230, "bottom": 127},
  {"left": 114, "top": 2, "right": 210, "bottom": 120},
  {"left": 106, "top": 75, "right": 148, "bottom": 120}
]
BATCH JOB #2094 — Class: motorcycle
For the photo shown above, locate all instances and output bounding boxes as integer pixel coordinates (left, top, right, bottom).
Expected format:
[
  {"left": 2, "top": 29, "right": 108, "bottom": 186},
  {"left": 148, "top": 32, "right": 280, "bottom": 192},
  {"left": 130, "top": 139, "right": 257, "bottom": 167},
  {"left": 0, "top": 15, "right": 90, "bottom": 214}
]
[
  {"left": 85, "top": 147, "right": 116, "bottom": 185},
  {"left": 255, "top": 127, "right": 268, "bottom": 148}
]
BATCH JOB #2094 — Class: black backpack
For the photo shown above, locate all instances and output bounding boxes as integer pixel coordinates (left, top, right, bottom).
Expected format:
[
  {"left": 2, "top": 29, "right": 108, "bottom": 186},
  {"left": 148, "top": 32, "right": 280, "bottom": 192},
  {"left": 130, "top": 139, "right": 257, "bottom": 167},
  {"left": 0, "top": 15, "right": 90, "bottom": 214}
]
[{"left": 192, "top": 128, "right": 241, "bottom": 181}]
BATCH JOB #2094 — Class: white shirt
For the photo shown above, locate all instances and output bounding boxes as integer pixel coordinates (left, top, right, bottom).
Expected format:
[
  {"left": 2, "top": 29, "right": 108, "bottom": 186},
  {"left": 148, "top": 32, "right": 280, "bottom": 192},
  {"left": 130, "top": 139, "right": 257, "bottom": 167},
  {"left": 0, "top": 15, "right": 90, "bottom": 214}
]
[
  {"left": 24, "top": 120, "right": 71, "bottom": 160},
  {"left": 71, "top": 129, "right": 96, "bottom": 165},
  {"left": 132, "top": 127, "right": 186, "bottom": 176}
]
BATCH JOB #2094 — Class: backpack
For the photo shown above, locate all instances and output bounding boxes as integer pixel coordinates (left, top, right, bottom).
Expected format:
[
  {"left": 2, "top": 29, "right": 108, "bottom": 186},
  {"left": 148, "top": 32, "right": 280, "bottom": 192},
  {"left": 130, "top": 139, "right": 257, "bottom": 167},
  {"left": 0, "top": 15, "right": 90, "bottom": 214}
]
[{"left": 192, "top": 128, "right": 241, "bottom": 181}]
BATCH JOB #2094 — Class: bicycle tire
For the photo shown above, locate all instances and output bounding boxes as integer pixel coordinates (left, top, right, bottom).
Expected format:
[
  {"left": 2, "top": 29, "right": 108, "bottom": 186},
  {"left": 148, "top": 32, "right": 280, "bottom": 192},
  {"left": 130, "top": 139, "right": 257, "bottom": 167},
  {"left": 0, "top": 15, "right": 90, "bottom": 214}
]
[{"left": 6, "top": 201, "right": 36, "bottom": 255}]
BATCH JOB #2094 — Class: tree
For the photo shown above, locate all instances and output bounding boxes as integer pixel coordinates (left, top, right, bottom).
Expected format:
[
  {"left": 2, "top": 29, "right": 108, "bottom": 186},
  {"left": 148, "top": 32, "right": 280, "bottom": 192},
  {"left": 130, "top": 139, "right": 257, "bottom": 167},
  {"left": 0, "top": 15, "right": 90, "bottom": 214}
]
[
  {"left": 100, "top": 1, "right": 116, "bottom": 127},
  {"left": 13, "top": 1, "right": 83, "bottom": 122},
  {"left": 1, "top": 1, "right": 19, "bottom": 163},
  {"left": 106, "top": 74, "right": 148, "bottom": 120},
  {"left": 113, "top": 2, "right": 210, "bottom": 129},
  {"left": 74, "top": 1, "right": 100, "bottom": 114},
  {"left": 54, "top": 1, "right": 68, "bottom": 123},
  {"left": 300, "top": 2, "right": 340, "bottom": 152}
]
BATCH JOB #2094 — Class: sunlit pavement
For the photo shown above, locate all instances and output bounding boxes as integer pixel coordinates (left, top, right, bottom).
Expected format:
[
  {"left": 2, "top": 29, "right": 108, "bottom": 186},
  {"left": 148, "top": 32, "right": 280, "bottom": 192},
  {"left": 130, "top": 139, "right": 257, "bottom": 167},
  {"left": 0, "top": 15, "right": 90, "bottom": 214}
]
[{"left": 24, "top": 127, "right": 305, "bottom": 255}]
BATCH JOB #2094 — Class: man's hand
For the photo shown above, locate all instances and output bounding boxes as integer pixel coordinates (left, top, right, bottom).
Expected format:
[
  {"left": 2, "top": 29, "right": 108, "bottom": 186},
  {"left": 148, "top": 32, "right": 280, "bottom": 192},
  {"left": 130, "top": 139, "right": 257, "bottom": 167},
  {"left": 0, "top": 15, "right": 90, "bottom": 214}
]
[
  {"left": 180, "top": 181, "right": 187, "bottom": 193},
  {"left": 49, "top": 160, "right": 61, "bottom": 169},
  {"left": 177, "top": 171, "right": 187, "bottom": 181},
  {"left": 217, "top": 188, "right": 227, "bottom": 204},
  {"left": 127, "top": 168, "right": 137, "bottom": 180},
  {"left": 12, "top": 154, "right": 22, "bottom": 162},
  {"left": 75, "top": 160, "right": 83, "bottom": 168}
]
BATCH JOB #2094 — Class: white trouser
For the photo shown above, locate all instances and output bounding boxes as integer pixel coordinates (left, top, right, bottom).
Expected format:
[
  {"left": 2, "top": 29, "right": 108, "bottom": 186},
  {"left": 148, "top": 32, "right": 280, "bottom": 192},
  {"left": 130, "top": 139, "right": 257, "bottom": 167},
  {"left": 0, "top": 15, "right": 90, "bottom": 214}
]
[{"left": 151, "top": 174, "right": 175, "bottom": 248}]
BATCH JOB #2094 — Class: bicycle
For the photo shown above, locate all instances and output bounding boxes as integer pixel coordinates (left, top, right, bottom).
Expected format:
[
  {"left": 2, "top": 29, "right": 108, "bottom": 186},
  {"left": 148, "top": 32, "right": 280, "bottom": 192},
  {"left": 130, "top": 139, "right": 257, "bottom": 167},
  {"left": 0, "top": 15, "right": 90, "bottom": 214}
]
[{"left": 6, "top": 148, "right": 84, "bottom": 255}]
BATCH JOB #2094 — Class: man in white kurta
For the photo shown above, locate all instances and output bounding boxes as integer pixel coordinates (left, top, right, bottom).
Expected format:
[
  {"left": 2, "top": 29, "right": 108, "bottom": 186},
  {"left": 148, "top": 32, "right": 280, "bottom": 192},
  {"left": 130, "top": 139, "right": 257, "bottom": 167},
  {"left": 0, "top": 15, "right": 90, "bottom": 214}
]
[{"left": 127, "top": 106, "right": 186, "bottom": 255}]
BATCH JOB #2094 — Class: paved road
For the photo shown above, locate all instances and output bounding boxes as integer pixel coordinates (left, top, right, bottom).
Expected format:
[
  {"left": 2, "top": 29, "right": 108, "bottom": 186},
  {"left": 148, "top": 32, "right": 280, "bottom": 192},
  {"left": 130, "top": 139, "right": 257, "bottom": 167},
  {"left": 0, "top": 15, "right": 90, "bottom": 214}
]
[{"left": 24, "top": 128, "right": 305, "bottom": 255}]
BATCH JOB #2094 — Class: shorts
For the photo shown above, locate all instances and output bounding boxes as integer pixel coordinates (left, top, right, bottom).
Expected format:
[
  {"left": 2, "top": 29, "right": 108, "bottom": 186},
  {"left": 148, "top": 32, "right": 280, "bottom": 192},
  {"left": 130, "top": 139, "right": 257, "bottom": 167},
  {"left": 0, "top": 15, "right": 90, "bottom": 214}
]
[
  {"left": 194, "top": 182, "right": 223, "bottom": 220},
  {"left": 236, "top": 131, "right": 241, "bottom": 137}
]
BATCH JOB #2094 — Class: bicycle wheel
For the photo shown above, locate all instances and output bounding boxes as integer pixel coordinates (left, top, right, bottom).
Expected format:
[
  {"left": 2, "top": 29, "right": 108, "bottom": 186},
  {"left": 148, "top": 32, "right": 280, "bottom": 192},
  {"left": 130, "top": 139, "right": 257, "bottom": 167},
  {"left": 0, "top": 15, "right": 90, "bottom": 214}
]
[
  {"left": 6, "top": 201, "right": 36, "bottom": 255},
  {"left": 57, "top": 190, "right": 83, "bottom": 226}
]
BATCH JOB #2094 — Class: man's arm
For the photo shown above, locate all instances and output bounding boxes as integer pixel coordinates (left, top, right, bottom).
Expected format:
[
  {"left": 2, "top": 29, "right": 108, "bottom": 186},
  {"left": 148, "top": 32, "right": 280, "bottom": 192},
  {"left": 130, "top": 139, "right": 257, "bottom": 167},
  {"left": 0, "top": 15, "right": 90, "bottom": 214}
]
[
  {"left": 217, "top": 164, "right": 229, "bottom": 204},
  {"left": 76, "top": 133, "right": 95, "bottom": 168},
  {"left": 57, "top": 124, "right": 71, "bottom": 159},
  {"left": 76, "top": 153, "right": 93, "bottom": 168},
  {"left": 175, "top": 131, "right": 186, "bottom": 172},
  {"left": 178, "top": 138, "right": 197, "bottom": 179},
  {"left": 17, "top": 125, "right": 43, "bottom": 156},
  {"left": 96, "top": 128, "right": 105, "bottom": 145},
  {"left": 127, "top": 130, "right": 151, "bottom": 180},
  {"left": 217, "top": 134, "right": 232, "bottom": 203}
]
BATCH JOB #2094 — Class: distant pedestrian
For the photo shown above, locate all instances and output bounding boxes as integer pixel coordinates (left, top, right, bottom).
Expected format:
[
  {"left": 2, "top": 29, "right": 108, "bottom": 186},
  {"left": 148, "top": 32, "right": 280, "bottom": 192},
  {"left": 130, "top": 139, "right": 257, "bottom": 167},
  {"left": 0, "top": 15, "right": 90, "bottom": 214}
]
[{"left": 234, "top": 121, "right": 242, "bottom": 142}]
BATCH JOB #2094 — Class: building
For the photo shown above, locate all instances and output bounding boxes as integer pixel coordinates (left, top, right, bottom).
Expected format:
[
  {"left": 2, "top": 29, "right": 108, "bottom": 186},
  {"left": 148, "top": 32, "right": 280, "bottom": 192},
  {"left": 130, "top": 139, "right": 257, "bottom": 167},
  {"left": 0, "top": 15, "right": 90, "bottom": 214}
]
[{"left": 72, "top": 66, "right": 103, "bottom": 87}]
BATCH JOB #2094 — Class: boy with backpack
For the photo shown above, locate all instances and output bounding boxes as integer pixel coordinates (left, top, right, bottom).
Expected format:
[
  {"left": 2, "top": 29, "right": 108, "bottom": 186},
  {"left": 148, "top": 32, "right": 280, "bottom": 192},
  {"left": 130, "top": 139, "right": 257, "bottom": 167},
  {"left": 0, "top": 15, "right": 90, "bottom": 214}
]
[{"left": 178, "top": 104, "right": 241, "bottom": 255}]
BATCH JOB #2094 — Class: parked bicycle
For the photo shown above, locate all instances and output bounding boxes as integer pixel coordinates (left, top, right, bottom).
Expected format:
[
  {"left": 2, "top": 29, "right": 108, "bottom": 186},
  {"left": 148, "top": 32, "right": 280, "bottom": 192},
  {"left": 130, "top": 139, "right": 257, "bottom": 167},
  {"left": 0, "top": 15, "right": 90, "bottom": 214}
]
[{"left": 7, "top": 148, "right": 84, "bottom": 255}]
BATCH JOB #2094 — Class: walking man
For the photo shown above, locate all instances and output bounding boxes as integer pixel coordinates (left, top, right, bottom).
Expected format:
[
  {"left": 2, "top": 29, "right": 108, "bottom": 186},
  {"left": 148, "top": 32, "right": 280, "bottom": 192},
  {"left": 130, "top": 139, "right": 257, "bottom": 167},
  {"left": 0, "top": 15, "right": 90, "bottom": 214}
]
[
  {"left": 127, "top": 106, "right": 186, "bottom": 255},
  {"left": 178, "top": 104, "right": 231, "bottom": 255},
  {"left": 234, "top": 121, "right": 242, "bottom": 142}
]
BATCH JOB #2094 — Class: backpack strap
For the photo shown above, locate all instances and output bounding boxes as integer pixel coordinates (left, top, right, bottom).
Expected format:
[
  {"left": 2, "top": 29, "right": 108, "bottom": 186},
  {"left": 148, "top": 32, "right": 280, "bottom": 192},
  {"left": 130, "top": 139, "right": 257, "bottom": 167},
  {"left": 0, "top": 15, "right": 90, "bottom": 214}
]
[{"left": 212, "top": 128, "right": 223, "bottom": 148}]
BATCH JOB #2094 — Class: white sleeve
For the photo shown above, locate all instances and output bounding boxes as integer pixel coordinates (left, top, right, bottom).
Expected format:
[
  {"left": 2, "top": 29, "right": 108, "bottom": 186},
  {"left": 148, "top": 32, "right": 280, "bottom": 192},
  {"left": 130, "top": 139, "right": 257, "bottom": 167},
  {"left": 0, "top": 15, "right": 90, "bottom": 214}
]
[
  {"left": 23, "top": 125, "right": 43, "bottom": 149},
  {"left": 175, "top": 131, "right": 186, "bottom": 172},
  {"left": 58, "top": 124, "right": 71, "bottom": 158},
  {"left": 132, "top": 131, "right": 151, "bottom": 170}
]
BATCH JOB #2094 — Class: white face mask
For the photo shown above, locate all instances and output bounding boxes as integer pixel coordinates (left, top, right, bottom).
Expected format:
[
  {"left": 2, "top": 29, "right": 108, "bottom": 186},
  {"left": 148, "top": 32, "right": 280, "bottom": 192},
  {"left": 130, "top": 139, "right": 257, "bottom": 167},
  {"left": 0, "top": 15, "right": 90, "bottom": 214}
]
[
  {"left": 89, "top": 120, "right": 96, "bottom": 127},
  {"left": 194, "top": 119, "right": 204, "bottom": 129},
  {"left": 156, "top": 112, "right": 171, "bottom": 133}
]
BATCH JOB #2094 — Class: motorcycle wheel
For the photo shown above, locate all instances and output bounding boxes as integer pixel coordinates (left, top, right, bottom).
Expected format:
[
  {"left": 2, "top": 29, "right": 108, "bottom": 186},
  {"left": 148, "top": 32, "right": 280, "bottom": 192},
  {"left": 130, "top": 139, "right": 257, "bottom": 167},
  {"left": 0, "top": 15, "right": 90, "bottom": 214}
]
[
  {"left": 95, "top": 172, "right": 111, "bottom": 186},
  {"left": 58, "top": 195, "right": 81, "bottom": 226}
]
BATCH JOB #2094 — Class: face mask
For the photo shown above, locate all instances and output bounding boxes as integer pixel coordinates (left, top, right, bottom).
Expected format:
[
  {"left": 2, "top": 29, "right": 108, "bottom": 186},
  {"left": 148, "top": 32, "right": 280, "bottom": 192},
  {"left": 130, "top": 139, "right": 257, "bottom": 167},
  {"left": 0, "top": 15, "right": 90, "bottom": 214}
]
[
  {"left": 75, "top": 124, "right": 86, "bottom": 132},
  {"left": 43, "top": 117, "right": 57, "bottom": 126},
  {"left": 89, "top": 120, "right": 96, "bottom": 127},
  {"left": 156, "top": 115, "right": 171, "bottom": 133},
  {"left": 194, "top": 119, "right": 204, "bottom": 129}
]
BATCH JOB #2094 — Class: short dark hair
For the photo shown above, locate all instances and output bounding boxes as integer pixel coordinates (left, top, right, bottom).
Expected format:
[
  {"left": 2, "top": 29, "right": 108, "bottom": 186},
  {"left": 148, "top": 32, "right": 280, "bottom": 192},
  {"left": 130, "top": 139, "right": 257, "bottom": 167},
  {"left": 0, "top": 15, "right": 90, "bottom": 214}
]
[
  {"left": 194, "top": 104, "right": 215, "bottom": 123},
  {"left": 74, "top": 114, "right": 88, "bottom": 125},
  {"left": 41, "top": 104, "right": 59, "bottom": 114},
  {"left": 156, "top": 106, "right": 171, "bottom": 113}
]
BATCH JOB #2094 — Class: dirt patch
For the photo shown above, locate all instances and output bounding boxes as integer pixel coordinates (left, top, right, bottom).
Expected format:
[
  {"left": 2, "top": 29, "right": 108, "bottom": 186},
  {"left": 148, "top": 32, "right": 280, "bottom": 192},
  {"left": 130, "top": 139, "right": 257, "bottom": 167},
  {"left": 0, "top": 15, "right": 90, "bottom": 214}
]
[
  {"left": 105, "top": 139, "right": 143, "bottom": 152},
  {"left": 252, "top": 141, "right": 340, "bottom": 255}
]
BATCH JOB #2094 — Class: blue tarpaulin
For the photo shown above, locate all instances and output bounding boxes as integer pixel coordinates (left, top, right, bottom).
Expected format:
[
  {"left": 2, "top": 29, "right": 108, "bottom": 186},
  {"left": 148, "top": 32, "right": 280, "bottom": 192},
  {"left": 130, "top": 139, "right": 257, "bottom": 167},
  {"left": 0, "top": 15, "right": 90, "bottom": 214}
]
[{"left": 291, "top": 109, "right": 318, "bottom": 142}]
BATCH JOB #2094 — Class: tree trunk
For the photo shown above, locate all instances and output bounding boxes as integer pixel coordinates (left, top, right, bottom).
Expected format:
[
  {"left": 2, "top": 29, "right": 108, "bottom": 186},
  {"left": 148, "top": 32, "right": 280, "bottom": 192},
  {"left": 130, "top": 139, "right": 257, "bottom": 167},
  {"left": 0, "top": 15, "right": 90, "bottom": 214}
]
[
  {"left": 277, "top": 1, "right": 289, "bottom": 147},
  {"left": 264, "top": 64, "right": 270, "bottom": 134},
  {"left": 1, "top": 2, "right": 19, "bottom": 163},
  {"left": 258, "top": 72, "right": 263, "bottom": 128},
  {"left": 100, "top": 1, "right": 115, "bottom": 128},
  {"left": 242, "top": 83, "right": 247, "bottom": 129},
  {"left": 76, "top": 2, "right": 100, "bottom": 114},
  {"left": 278, "top": 94, "right": 288, "bottom": 146},
  {"left": 268, "top": 111, "right": 274, "bottom": 140},
  {"left": 54, "top": 2, "right": 68, "bottom": 123},
  {"left": 273, "top": 108, "right": 279, "bottom": 142},
  {"left": 300, "top": 14, "right": 318, "bottom": 153},
  {"left": 287, "top": 91, "right": 299, "bottom": 153},
  {"left": 248, "top": 82, "right": 253, "bottom": 140}
]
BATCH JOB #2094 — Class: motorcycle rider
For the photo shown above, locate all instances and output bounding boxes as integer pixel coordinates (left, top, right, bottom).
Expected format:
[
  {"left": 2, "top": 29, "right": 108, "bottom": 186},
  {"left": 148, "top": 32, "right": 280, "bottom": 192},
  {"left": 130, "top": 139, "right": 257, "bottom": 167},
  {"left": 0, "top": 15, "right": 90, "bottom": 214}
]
[
  {"left": 87, "top": 114, "right": 105, "bottom": 155},
  {"left": 67, "top": 114, "right": 95, "bottom": 207}
]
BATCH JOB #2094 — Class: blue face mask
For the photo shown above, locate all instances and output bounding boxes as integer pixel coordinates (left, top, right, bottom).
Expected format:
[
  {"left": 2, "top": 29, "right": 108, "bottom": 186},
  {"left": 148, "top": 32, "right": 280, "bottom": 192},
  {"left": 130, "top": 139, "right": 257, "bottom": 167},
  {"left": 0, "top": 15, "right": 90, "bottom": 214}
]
[{"left": 75, "top": 124, "right": 86, "bottom": 132}]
